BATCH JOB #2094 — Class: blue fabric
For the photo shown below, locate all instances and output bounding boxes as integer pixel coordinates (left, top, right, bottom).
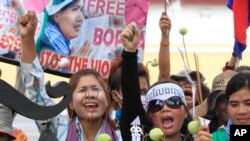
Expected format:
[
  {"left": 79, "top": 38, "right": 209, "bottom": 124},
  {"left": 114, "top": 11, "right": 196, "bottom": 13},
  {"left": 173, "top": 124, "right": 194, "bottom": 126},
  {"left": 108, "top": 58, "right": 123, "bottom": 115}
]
[
  {"left": 53, "top": 0, "right": 65, "bottom": 5},
  {"left": 226, "top": 0, "right": 250, "bottom": 59},
  {"left": 39, "top": 21, "right": 70, "bottom": 57},
  {"left": 225, "top": 119, "right": 233, "bottom": 141},
  {"left": 115, "top": 110, "right": 121, "bottom": 120}
]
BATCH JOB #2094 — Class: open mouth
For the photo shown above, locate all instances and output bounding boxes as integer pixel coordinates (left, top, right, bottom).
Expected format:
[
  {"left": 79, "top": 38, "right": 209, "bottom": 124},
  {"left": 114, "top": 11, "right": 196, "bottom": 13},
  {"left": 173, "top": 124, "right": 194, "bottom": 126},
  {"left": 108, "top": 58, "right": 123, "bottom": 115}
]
[
  {"left": 161, "top": 117, "right": 174, "bottom": 128},
  {"left": 74, "top": 25, "right": 81, "bottom": 32},
  {"left": 83, "top": 103, "right": 98, "bottom": 110},
  {"left": 184, "top": 91, "right": 192, "bottom": 98}
]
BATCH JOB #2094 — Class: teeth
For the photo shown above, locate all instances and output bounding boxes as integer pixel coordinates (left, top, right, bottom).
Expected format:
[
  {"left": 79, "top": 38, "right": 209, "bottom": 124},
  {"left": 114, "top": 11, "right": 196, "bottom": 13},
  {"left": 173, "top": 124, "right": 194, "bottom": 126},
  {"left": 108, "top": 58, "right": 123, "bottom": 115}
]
[
  {"left": 162, "top": 118, "right": 173, "bottom": 124},
  {"left": 84, "top": 103, "right": 98, "bottom": 108},
  {"left": 184, "top": 92, "right": 192, "bottom": 97}
]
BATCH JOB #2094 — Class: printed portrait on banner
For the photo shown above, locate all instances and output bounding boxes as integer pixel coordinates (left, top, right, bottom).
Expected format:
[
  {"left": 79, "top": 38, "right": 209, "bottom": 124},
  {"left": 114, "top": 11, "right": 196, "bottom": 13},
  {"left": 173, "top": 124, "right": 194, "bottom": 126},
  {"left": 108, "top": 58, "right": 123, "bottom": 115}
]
[{"left": 0, "top": 0, "right": 149, "bottom": 78}]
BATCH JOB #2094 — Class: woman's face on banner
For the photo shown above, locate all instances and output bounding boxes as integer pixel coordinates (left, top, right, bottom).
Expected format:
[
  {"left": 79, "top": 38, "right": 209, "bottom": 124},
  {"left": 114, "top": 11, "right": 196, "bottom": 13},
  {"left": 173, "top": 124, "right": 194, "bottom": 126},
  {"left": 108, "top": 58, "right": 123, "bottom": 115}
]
[{"left": 55, "top": 0, "right": 84, "bottom": 40}]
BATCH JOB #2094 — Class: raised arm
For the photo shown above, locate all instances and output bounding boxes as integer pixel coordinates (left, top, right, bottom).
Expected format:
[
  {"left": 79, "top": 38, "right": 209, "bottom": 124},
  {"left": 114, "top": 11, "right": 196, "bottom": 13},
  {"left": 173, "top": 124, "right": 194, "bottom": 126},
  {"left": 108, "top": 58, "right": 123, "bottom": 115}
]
[
  {"left": 19, "top": 11, "right": 37, "bottom": 63},
  {"left": 120, "top": 22, "right": 149, "bottom": 140},
  {"left": 19, "top": 11, "right": 62, "bottom": 136},
  {"left": 222, "top": 53, "right": 237, "bottom": 72},
  {"left": 158, "top": 12, "right": 171, "bottom": 81}
]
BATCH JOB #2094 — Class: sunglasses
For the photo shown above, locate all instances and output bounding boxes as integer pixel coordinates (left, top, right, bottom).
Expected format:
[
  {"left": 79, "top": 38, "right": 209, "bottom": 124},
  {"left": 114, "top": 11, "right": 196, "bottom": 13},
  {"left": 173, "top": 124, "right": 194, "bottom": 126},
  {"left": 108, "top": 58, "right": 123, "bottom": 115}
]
[{"left": 148, "top": 96, "right": 184, "bottom": 113}]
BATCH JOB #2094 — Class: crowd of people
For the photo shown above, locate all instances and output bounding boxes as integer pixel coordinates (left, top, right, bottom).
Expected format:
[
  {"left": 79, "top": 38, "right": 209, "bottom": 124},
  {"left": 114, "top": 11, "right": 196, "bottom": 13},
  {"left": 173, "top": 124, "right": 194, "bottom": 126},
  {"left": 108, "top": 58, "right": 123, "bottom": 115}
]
[{"left": 1, "top": 2, "right": 250, "bottom": 141}]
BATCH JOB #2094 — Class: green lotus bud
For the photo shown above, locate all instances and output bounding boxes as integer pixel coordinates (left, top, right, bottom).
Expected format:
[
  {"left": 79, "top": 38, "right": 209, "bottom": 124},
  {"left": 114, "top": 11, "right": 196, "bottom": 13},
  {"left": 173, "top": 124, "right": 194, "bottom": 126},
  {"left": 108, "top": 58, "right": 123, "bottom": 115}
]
[
  {"left": 188, "top": 120, "right": 201, "bottom": 134},
  {"left": 96, "top": 134, "right": 112, "bottom": 141},
  {"left": 151, "top": 58, "right": 159, "bottom": 67},
  {"left": 149, "top": 128, "right": 164, "bottom": 141},
  {"left": 179, "top": 27, "right": 187, "bottom": 35}
]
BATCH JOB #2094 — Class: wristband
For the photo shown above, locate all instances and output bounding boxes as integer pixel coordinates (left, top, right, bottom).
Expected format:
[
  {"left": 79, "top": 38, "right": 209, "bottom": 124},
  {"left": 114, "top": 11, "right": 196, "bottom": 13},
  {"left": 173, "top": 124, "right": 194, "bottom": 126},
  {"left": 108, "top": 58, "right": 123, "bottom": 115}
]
[{"left": 232, "top": 52, "right": 236, "bottom": 57}]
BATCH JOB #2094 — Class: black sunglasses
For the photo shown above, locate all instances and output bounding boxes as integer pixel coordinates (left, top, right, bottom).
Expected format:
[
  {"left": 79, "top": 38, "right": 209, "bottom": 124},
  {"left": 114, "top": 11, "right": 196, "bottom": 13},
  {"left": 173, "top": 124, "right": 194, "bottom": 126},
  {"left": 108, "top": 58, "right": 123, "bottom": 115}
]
[{"left": 148, "top": 96, "right": 184, "bottom": 113}]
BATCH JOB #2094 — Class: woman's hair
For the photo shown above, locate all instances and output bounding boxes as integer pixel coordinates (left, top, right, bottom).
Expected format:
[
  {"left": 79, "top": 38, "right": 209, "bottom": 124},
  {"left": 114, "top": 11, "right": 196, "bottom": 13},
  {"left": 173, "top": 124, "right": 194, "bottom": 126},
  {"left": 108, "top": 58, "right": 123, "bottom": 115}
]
[
  {"left": 68, "top": 69, "right": 116, "bottom": 129},
  {"left": 235, "top": 65, "right": 250, "bottom": 73},
  {"left": 108, "top": 57, "right": 122, "bottom": 92},
  {"left": 207, "top": 94, "right": 227, "bottom": 133},
  {"left": 138, "top": 63, "right": 150, "bottom": 87},
  {"left": 108, "top": 57, "right": 122, "bottom": 109},
  {"left": 226, "top": 73, "right": 250, "bottom": 102},
  {"left": 201, "top": 83, "right": 210, "bottom": 100},
  {"left": 108, "top": 61, "right": 150, "bottom": 93},
  {"left": 108, "top": 59, "right": 150, "bottom": 109}
]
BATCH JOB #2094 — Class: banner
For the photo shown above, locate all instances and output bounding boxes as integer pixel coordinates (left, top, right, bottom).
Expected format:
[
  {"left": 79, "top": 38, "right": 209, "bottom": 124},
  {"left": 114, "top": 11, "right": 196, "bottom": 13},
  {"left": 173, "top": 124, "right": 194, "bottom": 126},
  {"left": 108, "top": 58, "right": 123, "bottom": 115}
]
[{"left": 0, "top": 0, "right": 149, "bottom": 78}]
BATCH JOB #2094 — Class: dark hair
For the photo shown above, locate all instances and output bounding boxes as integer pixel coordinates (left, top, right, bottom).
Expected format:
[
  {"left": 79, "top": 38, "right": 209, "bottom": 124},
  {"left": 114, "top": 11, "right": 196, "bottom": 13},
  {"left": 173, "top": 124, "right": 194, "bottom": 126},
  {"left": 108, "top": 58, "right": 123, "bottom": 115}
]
[
  {"left": 108, "top": 58, "right": 122, "bottom": 109},
  {"left": 108, "top": 60, "right": 150, "bottom": 109},
  {"left": 0, "top": 69, "right": 1, "bottom": 77},
  {"left": 226, "top": 73, "right": 250, "bottom": 102},
  {"left": 201, "top": 83, "right": 210, "bottom": 100},
  {"left": 68, "top": 69, "right": 115, "bottom": 129},
  {"left": 149, "top": 79, "right": 180, "bottom": 89},
  {"left": 235, "top": 65, "right": 250, "bottom": 73},
  {"left": 206, "top": 94, "right": 227, "bottom": 133},
  {"left": 108, "top": 57, "right": 122, "bottom": 92},
  {"left": 108, "top": 61, "right": 150, "bottom": 93},
  {"left": 138, "top": 63, "right": 150, "bottom": 87}
]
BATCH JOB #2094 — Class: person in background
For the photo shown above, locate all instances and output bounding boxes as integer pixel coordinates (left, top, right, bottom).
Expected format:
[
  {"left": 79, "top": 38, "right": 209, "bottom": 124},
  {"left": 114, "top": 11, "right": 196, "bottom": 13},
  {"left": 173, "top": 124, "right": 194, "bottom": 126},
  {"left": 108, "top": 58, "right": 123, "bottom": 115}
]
[
  {"left": 19, "top": 11, "right": 119, "bottom": 141},
  {"left": 235, "top": 66, "right": 250, "bottom": 73},
  {"left": 222, "top": 52, "right": 250, "bottom": 73},
  {"left": 0, "top": 69, "right": 16, "bottom": 141},
  {"left": 171, "top": 70, "right": 210, "bottom": 111},
  {"left": 107, "top": 58, "right": 150, "bottom": 141},
  {"left": 205, "top": 70, "right": 236, "bottom": 133},
  {"left": 108, "top": 58, "right": 150, "bottom": 119},
  {"left": 199, "top": 73, "right": 250, "bottom": 141}
]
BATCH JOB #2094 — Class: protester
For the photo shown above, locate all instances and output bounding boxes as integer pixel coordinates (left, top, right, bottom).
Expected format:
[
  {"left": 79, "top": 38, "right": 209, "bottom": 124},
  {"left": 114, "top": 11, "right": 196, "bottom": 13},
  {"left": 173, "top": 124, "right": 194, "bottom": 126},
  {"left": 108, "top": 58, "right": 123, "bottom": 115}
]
[
  {"left": 171, "top": 70, "right": 210, "bottom": 111},
  {"left": 235, "top": 66, "right": 250, "bottom": 73},
  {"left": 205, "top": 70, "right": 236, "bottom": 133},
  {"left": 119, "top": 12, "right": 210, "bottom": 141},
  {"left": 108, "top": 10, "right": 171, "bottom": 128},
  {"left": 19, "top": 11, "right": 119, "bottom": 141},
  {"left": 212, "top": 73, "right": 250, "bottom": 140},
  {"left": 108, "top": 58, "right": 150, "bottom": 123},
  {"left": 0, "top": 69, "right": 16, "bottom": 141},
  {"left": 222, "top": 53, "right": 250, "bottom": 73}
]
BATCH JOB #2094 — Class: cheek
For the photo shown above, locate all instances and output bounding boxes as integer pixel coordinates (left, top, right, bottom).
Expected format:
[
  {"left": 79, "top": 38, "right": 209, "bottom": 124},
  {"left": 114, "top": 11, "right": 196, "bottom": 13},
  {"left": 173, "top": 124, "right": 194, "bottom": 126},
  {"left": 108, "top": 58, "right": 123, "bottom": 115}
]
[
  {"left": 227, "top": 106, "right": 235, "bottom": 117},
  {"left": 72, "top": 93, "right": 83, "bottom": 105},
  {"left": 98, "top": 93, "right": 109, "bottom": 107},
  {"left": 173, "top": 108, "right": 186, "bottom": 119},
  {"left": 150, "top": 113, "right": 161, "bottom": 126}
]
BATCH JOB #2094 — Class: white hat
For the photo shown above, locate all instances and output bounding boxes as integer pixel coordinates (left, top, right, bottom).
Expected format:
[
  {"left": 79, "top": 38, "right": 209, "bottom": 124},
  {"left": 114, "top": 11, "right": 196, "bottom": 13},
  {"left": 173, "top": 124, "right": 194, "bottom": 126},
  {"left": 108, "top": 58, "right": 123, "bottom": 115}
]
[
  {"left": 145, "top": 83, "right": 186, "bottom": 110},
  {"left": 46, "top": 0, "right": 74, "bottom": 16}
]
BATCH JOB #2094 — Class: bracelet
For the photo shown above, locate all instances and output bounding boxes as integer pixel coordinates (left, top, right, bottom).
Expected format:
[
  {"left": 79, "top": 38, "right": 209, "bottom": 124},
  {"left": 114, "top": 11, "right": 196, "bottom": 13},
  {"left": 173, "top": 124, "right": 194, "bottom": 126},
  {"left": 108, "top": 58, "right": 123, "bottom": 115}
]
[
  {"left": 232, "top": 52, "right": 236, "bottom": 57},
  {"left": 160, "top": 42, "right": 169, "bottom": 46},
  {"left": 222, "top": 61, "right": 235, "bottom": 72}
]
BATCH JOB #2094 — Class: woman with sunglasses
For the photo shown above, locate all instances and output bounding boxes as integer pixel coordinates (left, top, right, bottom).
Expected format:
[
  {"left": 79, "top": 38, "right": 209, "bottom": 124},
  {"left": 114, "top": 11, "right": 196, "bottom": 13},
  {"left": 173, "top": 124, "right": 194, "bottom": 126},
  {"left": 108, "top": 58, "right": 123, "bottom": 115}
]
[
  {"left": 119, "top": 14, "right": 211, "bottom": 141},
  {"left": 108, "top": 11, "right": 171, "bottom": 132},
  {"left": 19, "top": 11, "right": 119, "bottom": 141}
]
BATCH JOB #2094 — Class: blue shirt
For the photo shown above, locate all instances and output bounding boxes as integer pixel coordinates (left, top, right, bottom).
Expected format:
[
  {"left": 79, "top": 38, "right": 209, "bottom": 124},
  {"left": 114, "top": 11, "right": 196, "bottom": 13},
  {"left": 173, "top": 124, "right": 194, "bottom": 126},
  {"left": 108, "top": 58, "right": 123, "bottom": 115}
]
[{"left": 39, "top": 21, "right": 71, "bottom": 57}]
